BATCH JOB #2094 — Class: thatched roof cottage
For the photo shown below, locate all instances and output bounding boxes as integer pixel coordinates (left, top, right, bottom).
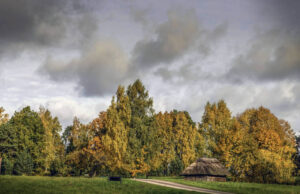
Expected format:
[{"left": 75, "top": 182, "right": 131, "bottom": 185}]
[{"left": 181, "top": 158, "right": 229, "bottom": 182}]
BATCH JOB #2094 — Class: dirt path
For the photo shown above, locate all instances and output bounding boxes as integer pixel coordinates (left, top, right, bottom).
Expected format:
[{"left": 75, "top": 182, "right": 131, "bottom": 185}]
[{"left": 133, "top": 179, "right": 233, "bottom": 194}]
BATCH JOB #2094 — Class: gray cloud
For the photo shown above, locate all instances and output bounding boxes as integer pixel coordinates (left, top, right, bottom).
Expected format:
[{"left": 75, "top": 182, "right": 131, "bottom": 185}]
[
  {"left": 40, "top": 41, "right": 129, "bottom": 96},
  {"left": 0, "top": 1, "right": 68, "bottom": 46},
  {"left": 227, "top": 29, "right": 300, "bottom": 82},
  {"left": 132, "top": 10, "right": 201, "bottom": 68},
  {"left": 0, "top": 0, "right": 98, "bottom": 57},
  {"left": 293, "top": 84, "right": 300, "bottom": 102},
  {"left": 151, "top": 22, "right": 227, "bottom": 83},
  {"left": 131, "top": 9, "right": 227, "bottom": 82},
  {"left": 130, "top": 8, "right": 149, "bottom": 27},
  {"left": 199, "top": 23, "right": 228, "bottom": 56},
  {"left": 256, "top": 0, "right": 300, "bottom": 31},
  {"left": 2, "top": 0, "right": 299, "bottom": 133},
  {"left": 156, "top": 63, "right": 213, "bottom": 84},
  {"left": 76, "top": 14, "right": 99, "bottom": 46}
]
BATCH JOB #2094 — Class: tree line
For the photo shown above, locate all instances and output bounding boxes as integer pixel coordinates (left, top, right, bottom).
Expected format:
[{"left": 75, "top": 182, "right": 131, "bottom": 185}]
[{"left": 0, "top": 79, "right": 298, "bottom": 183}]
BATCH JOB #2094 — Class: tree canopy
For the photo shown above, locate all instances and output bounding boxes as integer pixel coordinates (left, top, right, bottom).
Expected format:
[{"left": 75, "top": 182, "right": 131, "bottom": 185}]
[{"left": 0, "top": 80, "right": 297, "bottom": 183}]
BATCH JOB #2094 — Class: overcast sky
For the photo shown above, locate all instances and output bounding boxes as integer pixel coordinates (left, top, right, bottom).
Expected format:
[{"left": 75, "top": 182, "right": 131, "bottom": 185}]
[{"left": 0, "top": 0, "right": 299, "bottom": 132}]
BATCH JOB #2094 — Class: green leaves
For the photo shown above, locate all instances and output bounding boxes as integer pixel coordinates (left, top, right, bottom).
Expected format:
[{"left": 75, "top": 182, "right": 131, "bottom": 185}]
[
  {"left": 200, "top": 100, "right": 234, "bottom": 161},
  {"left": 13, "top": 150, "right": 33, "bottom": 175},
  {"left": 9, "top": 107, "right": 46, "bottom": 174},
  {"left": 0, "top": 106, "right": 65, "bottom": 176},
  {"left": 0, "top": 123, "right": 17, "bottom": 157},
  {"left": 0, "top": 80, "right": 297, "bottom": 182}
]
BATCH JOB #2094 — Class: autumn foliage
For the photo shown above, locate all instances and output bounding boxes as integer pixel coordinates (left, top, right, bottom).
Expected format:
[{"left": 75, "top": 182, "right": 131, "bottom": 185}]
[
  {"left": 0, "top": 79, "right": 297, "bottom": 184},
  {"left": 201, "top": 102, "right": 296, "bottom": 183}
]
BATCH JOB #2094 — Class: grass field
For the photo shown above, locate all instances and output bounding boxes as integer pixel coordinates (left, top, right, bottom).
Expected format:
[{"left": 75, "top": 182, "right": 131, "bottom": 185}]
[
  {"left": 154, "top": 177, "right": 300, "bottom": 194},
  {"left": 2, "top": 175, "right": 300, "bottom": 194},
  {"left": 0, "top": 176, "right": 197, "bottom": 194}
]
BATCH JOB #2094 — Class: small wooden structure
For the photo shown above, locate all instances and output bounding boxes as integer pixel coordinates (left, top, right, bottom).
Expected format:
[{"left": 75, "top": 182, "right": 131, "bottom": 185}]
[{"left": 181, "top": 158, "right": 229, "bottom": 182}]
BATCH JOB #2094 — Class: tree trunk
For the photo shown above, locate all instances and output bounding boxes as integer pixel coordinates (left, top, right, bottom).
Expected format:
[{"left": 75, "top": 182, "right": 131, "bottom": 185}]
[{"left": 0, "top": 157, "right": 2, "bottom": 175}]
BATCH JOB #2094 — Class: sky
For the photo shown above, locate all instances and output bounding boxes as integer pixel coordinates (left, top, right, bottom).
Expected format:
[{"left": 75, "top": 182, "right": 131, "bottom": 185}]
[{"left": 0, "top": 0, "right": 299, "bottom": 132}]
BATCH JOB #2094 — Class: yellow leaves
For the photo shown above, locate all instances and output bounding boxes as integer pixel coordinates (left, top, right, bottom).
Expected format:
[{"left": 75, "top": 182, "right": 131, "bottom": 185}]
[
  {"left": 229, "top": 106, "right": 297, "bottom": 183},
  {"left": 154, "top": 111, "right": 202, "bottom": 171},
  {"left": 90, "top": 112, "right": 107, "bottom": 134},
  {"left": 257, "top": 129, "right": 281, "bottom": 151},
  {"left": 38, "top": 107, "right": 64, "bottom": 174},
  {"left": 201, "top": 103, "right": 296, "bottom": 183},
  {"left": 201, "top": 100, "right": 234, "bottom": 165},
  {"left": 86, "top": 100, "right": 129, "bottom": 173},
  {"left": 0, "top": 107, "right": 8, "bottom": 125},
  {"left": 121, "top": 146, "right": 151, "bottom": 177},
  {"left": 256, "top": 149, "right": 296, "bottom": 183},
  {"left": 65, "top": 82, "right": 296, "bottom": 182}
]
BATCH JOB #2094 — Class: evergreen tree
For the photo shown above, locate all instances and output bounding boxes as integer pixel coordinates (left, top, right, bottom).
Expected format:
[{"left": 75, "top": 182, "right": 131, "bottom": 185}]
[
  {"left": 1, "top": 157, "right": 14, "bottom": 175},
  {"left": 0, "top": 123, "right": 17, "bottom": 175},
  {"left": 9, "top": 107, "right": 46, "bottom": 174},
  {"left": 126, "top": 79, "right": 155, "bottom": 176},
  {"left": 0, "top": 107, "right": 9, "bottom": 175},
  {"left": 294, "top": 135, "right": 300, "bottom": 175},
  {"left": 13, "top": 150, "right": 34, "bottom": 175}
]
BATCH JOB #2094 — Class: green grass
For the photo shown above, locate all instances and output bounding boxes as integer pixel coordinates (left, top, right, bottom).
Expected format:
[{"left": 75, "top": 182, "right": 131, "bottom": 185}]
[
  {"left": 3, "top": 175, "right": 300, "bottom": 194},
  {"left": 153, "top": 176, "right": 300, "bottom": 194},
  {"left": 0, "top": 176, "right": 197, "bottom": 194}
]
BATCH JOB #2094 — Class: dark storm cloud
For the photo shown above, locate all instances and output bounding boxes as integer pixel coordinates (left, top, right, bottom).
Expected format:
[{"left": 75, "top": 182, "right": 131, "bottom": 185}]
[
  {"left": 227, "top": 29, "right": 300, "bottom": 82},
  {"left": 0, "top": 0, "right": 98, "bottom": 56},
  {"left": 40, "top": 41, "right": 129, "bottom": 96},
  {"left": 0, "top": 0, "right": 68, "bottom": 45}
]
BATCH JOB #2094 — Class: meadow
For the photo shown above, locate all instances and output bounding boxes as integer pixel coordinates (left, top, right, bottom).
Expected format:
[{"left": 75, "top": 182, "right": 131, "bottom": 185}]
[
  {"left": 154, "top": 177, "right": 300, "bottom": 194},
  {"left": 2, "top": 175, "right": 300, "bottom": 194},
  {"left": 0, "top": 176, "right": 196, "bottom": 194}
]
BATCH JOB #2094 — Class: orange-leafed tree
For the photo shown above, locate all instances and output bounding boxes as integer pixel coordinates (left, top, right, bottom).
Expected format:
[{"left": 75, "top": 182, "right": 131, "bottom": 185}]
[{"left": 86, "top": 86, "right": 130, "bottom": 176}]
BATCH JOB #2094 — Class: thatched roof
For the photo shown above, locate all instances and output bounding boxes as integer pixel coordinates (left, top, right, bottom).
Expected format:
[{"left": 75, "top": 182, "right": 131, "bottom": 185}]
[{"left": 181, "top": 158, "right": 229, "bottom": 176}]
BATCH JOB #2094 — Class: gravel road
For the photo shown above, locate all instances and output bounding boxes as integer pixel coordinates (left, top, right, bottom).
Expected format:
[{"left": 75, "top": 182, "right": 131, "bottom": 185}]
[{"left": 133, "top": 179, "right": 233, "bottom": 194}]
